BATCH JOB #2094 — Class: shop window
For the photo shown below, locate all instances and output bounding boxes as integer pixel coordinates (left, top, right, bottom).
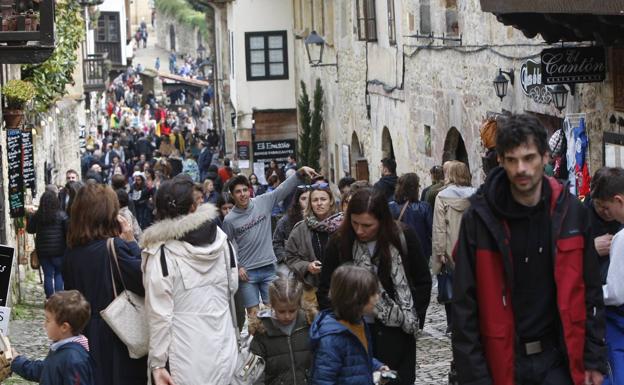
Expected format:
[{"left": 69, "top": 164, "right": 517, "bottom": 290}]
[
  {"left": 387, "top": 0, "right": 395, "bottom": 45},
  {"left": 356, "top": 0, "right": 377, "bottom": 41},
  {"left": 245, "top": 31, "right": 289, "bottom": 81}
]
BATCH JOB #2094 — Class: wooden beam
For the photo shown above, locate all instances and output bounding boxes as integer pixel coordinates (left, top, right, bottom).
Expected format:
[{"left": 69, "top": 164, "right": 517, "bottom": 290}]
[{"left": 480, "top": 0, "right": 624, "bottom": 15}]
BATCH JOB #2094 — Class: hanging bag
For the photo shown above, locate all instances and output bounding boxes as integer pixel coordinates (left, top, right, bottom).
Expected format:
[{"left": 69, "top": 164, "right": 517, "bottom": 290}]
[
  {"left": 437, "top": 265, "right": 454, "bottom": 304},
  {"left": 100, "top": 238, "right": 149, "bottom": 359},
  {"left": 225, "top": 241, "right": 265, "bottom": 385}
]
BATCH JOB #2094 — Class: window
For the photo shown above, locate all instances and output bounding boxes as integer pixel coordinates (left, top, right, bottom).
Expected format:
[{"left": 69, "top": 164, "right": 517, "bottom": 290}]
[
  {"left": 387, "top": 0, "right": 395, "bottom": 45},
  {"left": 356, "top": 0, "right": 377, "bottom": 41},
  {"left": 445, "top": 0, "right": 459, "bottom": 36},
  {"left": 424, "top": 125, "right": 431, "bottom": 156},
  {"left": 244, "top": 31, "right": 288, "bottom": 81},
  {"left": 420, "top": 0, "right": 431, "bottom": 34},
  {"left": 96, "top": 12, "right": 119, "bottom": 43}
]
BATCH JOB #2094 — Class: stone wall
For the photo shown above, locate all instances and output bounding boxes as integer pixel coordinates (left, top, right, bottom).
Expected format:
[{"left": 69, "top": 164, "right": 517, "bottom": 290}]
[
  {"left": 292, "top": 0, "right": 611, "bottom": 187},
  {"left": 155, "top": 11, "right": 213, "bottom": 59}
]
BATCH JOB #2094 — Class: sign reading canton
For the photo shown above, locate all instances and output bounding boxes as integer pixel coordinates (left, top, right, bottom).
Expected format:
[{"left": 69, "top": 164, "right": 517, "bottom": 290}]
[
  {"left": 541, "top": 46, "right": 606, "bottom": 84},
  {"left": 521, "top": 59, "right": 552, "bottom": 105}
]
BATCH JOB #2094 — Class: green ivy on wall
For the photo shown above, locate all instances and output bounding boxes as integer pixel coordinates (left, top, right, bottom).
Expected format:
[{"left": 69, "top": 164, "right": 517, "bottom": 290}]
[
  {"left": 21, "top": 0, "right": 85, "bottom": 112},
  {"left": 155, "top": 0, "right": 209, "bottom": 40}
]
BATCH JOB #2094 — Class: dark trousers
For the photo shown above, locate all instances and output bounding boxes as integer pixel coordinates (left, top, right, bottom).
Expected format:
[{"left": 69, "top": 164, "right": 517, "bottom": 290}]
[
  {"left": 370, "top": 322, "right": 416, "bottom": 385},
  {"left": 515, "top": 346, "right": 573, "bottom": 385}
]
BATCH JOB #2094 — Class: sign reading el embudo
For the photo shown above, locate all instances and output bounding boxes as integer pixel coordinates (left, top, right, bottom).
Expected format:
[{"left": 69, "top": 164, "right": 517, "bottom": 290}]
[
  {"left": 521, "top": 59, "right": 552, "bottom": 105},
  {"left": 541, "top": 46, "right": 606, "bottom": 84}
]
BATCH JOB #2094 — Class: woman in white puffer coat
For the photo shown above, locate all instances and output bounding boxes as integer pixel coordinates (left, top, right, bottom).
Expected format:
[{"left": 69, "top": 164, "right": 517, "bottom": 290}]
[{"left": 141, "top": 175, "right": 238, "bottom": 385}]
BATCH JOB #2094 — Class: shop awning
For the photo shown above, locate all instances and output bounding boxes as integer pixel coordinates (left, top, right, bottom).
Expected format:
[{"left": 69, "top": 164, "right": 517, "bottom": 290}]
[
  {"left": 480, "top": 0, "right": 624, "bottom": 45},
  {"left": 158, "top": 72, "right": 211, "bottom": 88}
]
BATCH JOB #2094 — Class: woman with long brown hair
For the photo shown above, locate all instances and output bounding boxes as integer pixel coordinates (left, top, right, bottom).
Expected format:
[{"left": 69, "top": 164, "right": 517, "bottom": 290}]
[
  {"left": 63, "top": 183, "right": 146, "bottom": 385},
  {"left": 316, "top": 188, "right": 431, "bottom": 385}
]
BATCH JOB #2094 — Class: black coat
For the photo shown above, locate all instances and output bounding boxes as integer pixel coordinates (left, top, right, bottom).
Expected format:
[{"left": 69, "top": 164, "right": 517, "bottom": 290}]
[
  {"left": 250, "top": 310, "right": 312, "bottom": 385},
  {"left": 373, "top": 175, "right": 398, "bottom": 202},
  {"left": 317, "top": 226, "right": 432, "bottom": 329},
  {"left": 63, "top": 238, "right": 147, "bottom": 385},
  {"left": 27, "top": 211, "right": 68, "bottom": 259}
]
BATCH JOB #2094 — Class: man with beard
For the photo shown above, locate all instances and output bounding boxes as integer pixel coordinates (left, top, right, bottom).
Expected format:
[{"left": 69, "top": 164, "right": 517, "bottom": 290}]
[{"left": 452, "top": 114, "right": 606, "bottom": 385}]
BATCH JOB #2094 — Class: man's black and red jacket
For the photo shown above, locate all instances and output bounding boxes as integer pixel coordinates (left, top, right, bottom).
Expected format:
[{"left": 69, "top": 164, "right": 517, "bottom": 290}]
[{"left": 452, "top": 167, "right": 606, "bottom": 385}]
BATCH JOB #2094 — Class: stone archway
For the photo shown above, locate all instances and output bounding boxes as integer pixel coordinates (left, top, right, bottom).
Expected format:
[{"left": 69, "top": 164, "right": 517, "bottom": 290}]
[
  {"left": 169, "top": 25, "right": 176, "bottom": 51},
  {"left": 442, "top": 127, "right": 469, "bottom": 165},
  {"left": 381, "top": 127, "right": 395, "bottom": 160},
  {"left": 351, "top": 132, "right": 369, "bottom": 181}
]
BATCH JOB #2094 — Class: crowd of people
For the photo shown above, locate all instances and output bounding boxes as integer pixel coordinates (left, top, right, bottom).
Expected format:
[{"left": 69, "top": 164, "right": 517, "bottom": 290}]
[{"left": 13, "top": 112, "right": 624, "bottom": 385}]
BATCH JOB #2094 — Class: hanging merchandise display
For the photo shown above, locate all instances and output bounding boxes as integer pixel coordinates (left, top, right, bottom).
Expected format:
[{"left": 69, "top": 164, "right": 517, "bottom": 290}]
[{"left": 562, "top": 113, "right": 589, "bottom": 198}]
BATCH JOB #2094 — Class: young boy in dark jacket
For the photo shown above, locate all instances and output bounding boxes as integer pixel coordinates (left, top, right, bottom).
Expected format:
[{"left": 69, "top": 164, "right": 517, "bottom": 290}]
[
  {"left": 310, "top": 266, "right": 391, "bottom": 385},
  {"left": 11, "top": 290, "right": 94, "bottom": 385}
]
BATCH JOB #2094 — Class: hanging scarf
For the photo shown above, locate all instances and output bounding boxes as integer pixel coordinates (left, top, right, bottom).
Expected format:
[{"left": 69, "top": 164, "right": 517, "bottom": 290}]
[
  {"left": 351, "top": 240, "right": 419, "bottom": 335},
  {"left": 305, "top": 212, "right": 343, "bottom": 233}
]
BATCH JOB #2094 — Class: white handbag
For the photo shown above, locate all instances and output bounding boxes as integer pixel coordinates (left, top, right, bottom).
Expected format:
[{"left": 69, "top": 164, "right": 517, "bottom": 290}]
[
  {"left": 224, "top": 241, "right": 265, "bottom": 385},
  {"left": 100, "top": 238, "right": 149, "bottom": 359}
]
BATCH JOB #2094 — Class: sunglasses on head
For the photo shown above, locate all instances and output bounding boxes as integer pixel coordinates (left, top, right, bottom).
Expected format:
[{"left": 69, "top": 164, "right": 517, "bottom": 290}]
[{"left": 297, "top": 182, "right": 330, "bottom": 192}]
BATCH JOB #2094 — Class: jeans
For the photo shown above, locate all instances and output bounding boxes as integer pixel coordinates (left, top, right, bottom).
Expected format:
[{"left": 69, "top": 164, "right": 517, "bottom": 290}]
[
  {"left": 39, "top": 256, "right": 64, "bottom": 298},
  {"left": 515, "top": 345, "right": 573, "bottom": 385},
  {"left": 238, "top": 264, "right": 277, "bottom": 308},
  {"left": 604, "top": 308, "right": 624, "bottom": 385}
]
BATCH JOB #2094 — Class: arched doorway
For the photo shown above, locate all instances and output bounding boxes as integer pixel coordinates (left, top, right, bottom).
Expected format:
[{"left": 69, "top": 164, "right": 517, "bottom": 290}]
[
  {"left": 442, "top": 127, "right": 469, "bottom": 165},
  {"left": 381, "top": 127, "right": 395, "bottom": 160},
  {"left": 169, "top": 25, "right": 176, "bottom": 51},
  {"left": 351, "top": 132, "right": 369, "bottom": 181}
]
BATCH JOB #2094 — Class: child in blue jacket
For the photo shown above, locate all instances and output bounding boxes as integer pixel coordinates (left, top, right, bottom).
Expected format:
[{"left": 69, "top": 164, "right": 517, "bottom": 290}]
[
  {"left": 310, "top": 265, "right": 391, "bottom": 385},
  {"left": 11, "top": 290, "right": 94, "bottom": 385}
]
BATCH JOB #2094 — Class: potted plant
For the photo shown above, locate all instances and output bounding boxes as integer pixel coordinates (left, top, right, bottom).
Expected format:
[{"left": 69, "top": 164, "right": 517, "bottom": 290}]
[{"left": 2, "top": 79, "right": 36, "bottom": 129}]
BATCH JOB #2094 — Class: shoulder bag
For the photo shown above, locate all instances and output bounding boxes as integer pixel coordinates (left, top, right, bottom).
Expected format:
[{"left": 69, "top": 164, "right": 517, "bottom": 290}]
[
  {"left": 100, "top": 238, "right": 149, "bottom": 359},
  {"left": 224, "top": 240, "right": 265, "bottom": 385},
  {"left": 397, "top": 202, "right": 409, "bottom": 222}
]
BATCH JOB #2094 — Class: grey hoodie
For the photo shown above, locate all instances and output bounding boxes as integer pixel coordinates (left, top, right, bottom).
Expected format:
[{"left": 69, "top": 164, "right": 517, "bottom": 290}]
[{"left": 223, "top": 172, "right": 304, "bottom": 270}]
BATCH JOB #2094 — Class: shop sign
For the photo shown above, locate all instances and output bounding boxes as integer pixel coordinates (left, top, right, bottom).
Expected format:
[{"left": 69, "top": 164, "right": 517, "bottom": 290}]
[
  {"left": 521, "top": 59, "right": 552, "bottom": 105},
  {"left": 22, "top": 129, "right": 34, "bottom": 189},
  {"left": 0, "top": 244, "right": 15, "bottom": 308},
  {"left": 252, "top": 139, "right": 296, "bottom": 169},
  {"left": 613, "top": 48, "right": 624, "bottom": 112},
  {"left": 237, "top": 141, "right": 250, "bottom": 160},
  {"left": 541, "top": 46, "right": 606, "bottom": 84}
]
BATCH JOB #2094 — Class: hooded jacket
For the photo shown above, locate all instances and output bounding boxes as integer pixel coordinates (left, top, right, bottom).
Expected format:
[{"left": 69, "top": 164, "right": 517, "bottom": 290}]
[
  {"left": 452, "top": 167, "right": 606, "bottom": 385},
  {"left": 373, "top": 175, "right": 398, "bottom": 202},
  {"left": 249, "top": 309, "right": 314, "bottom": 385},
  {"left": 431, "top": 185, "right": 475, "bottom": 274},
  {"left": 141, "top": 204, "right": 238, "bottom": 385},
  {"left": 310, "top": 310, "right": 383, "bottom": 385}
]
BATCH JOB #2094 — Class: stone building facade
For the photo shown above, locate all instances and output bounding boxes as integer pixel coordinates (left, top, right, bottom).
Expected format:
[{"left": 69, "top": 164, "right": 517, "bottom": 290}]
[{"left": 291, "top": 0, "right": 620, "bottom": 187}]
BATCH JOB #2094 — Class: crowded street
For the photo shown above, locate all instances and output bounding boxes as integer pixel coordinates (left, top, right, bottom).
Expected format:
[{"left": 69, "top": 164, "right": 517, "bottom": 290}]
[{"left": 0, "top": 0, "right": 623, "bottom": 385}]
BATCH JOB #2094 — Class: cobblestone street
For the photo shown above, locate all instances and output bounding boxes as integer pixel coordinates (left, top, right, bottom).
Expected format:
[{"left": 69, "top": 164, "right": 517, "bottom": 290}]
[{"left": 1, "top": 270, "right": 452, "bottom": 385}]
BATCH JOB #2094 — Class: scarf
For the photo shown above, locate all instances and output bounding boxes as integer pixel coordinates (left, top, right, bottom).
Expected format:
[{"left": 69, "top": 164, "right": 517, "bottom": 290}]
[
  {"left": 305, "top": 212, "right": 343, "bottom": 233},
  {"left": 351, "top": 240, "right": 419, "bottom": 335}
]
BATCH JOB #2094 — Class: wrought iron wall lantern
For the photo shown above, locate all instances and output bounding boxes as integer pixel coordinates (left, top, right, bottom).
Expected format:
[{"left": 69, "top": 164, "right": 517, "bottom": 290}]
[
  {"left": 304, "top": 31, "right": 338, "bottom": 68},
  {"left": 549, "top": 84, "right": 568, "bottom": 112},
  {"left": 493, "top": 68, "right": 514, "bottom": 101}
]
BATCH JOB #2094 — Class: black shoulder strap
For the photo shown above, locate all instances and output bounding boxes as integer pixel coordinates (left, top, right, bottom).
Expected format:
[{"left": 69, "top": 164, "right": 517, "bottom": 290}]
[
  {"left": 227, "top": 240, "right": 236, "bottom": 268},
  {"left": 160, "top": 244, "right": 169, "bottom": 277}
]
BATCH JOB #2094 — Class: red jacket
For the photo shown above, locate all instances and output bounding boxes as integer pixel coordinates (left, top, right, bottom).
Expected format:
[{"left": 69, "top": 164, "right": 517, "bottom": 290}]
[{"left": 452, "top": 168, "right": 606, "bottom": 385}]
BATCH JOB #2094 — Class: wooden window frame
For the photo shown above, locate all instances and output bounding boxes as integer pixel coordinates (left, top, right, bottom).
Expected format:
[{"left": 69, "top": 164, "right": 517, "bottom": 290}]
[
  {"left": 387, "top": 0, "right": 395, "bottom": 45},
  {"left": 356, "top": 0, "right": 377, "bottom": 42},
  {"left": 244, "top": 31, "right": 289, "bottom": 81}
]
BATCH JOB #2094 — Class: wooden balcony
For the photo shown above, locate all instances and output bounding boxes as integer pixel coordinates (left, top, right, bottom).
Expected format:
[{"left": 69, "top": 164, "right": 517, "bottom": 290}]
[
  {"left": 83, "top": 53, "right": 109, "bottom": 92},
  {"left": 0, "top": 0, "right": 55, "bottom": 64}
]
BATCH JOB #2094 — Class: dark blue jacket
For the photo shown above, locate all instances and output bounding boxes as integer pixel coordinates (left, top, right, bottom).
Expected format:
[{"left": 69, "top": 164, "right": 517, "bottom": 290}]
[
  {"left": 63, "top": 238, "right": 147, "bottom": 385},
  {"left": 389, "top": 200, "right": 433, "bottom": 258},
  {"left": 11, "top": 342, "right": 95, "bottom": 385},
  {"left": 310, "top": 310, "right": 383, "bottom": 385}
]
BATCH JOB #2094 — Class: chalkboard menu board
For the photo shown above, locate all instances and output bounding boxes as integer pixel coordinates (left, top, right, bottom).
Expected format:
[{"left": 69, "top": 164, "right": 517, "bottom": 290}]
[
  {"left": 6, "top": 129, "right": 24, "bottom": 218},
  {"left": 22, "top": 130, "right": 34, "bottom": 189},
  {"left": 0, "top": 245, "right": 14, "bottom": 307}
]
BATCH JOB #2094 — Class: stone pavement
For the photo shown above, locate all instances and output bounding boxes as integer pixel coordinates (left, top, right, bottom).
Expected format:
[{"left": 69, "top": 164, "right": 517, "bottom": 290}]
[
  {"left": 4, "top": 268, "right": 48, "bottom": 385},
  {"left": 132, "top": 20, "right": 174, "bottom": 74},
  {"left": 0, "top": 269, "right": 453, "bottom": 385}
]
